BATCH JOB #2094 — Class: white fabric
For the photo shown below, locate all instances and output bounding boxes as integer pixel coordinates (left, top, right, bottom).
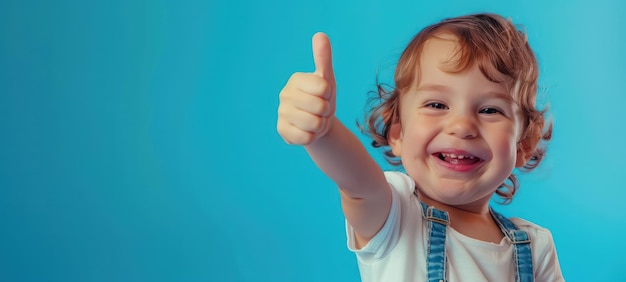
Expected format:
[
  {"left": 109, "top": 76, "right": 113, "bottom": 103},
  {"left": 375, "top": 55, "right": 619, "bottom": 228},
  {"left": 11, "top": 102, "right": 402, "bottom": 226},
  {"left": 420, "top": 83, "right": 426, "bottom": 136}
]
[{"left": 346, "top": 171, "right": 564, "bottom": 282}]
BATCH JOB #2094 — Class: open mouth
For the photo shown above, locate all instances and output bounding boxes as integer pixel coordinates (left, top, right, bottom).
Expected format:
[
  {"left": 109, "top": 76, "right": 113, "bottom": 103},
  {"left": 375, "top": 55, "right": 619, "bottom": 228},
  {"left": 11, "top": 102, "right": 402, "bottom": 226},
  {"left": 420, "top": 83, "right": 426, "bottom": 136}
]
[{"left": 436, "top": 152, "right": 483, "bottom": 165}]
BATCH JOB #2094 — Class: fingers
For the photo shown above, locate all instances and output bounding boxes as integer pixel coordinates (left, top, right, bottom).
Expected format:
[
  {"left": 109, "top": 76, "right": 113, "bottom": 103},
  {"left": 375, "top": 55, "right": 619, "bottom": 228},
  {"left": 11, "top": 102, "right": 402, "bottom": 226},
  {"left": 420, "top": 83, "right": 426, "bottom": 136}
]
[
  {"left": 277, "top": 119, "right": 315, "bottom": 145},
  {"left": 277, "top": 74, "right": 333, "bottom": 145},
  {"left": 277, "top": 100, "right": 330, "bottom": 145},
  {"left": 278, "top": 80, "right": 332, "bottom": 128},
  {"left": 312, "top": 32, "right": 336, "bottom": 88},
  {"left": 287, "top": 72, "right": 333, "bottom": 104},
  {"left": 276, "top": 32, "right": 337, "bottom": 146},
  {"left": 289, "top": 93, "right": 332, "bottom": 117},
  {"left": 279, "top": 106, "right": 329, "bottom": 134}
]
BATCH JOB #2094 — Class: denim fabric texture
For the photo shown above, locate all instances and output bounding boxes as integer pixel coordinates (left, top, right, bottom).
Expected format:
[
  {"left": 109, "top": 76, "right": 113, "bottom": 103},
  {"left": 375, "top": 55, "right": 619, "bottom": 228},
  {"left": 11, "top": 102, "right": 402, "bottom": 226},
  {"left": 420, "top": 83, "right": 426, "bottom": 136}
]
[
  {"left": 423, "top": 205, "right": 449, "bottom": 282},
  {"left": 491, "top": 208, "right": 534, "bottom": 282},
  {"left": 419, "top": 202, "right": 534, "bottom": 282}
]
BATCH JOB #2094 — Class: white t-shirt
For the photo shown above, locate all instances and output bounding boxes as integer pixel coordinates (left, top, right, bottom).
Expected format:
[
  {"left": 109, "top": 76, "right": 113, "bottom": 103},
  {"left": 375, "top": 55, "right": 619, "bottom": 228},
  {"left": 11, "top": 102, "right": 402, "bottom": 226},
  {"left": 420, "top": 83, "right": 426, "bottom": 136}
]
[{"left": 346, "top": 171, "right": 564, "bottom": 282}]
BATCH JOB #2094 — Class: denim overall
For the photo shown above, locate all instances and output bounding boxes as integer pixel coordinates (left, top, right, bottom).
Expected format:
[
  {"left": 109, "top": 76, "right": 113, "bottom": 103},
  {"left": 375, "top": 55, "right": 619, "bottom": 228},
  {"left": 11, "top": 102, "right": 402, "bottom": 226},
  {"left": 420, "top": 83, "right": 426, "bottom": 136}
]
[{"left": 419, "top": 202, "right": 534, "bottom": 282}]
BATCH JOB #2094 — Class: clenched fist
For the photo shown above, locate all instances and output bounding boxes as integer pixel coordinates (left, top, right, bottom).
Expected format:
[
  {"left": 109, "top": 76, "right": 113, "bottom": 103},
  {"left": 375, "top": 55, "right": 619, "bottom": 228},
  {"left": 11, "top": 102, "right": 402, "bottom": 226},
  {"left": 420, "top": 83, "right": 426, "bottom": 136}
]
[{"left": 277, "top": 32, "right": 337, "bottom": 145}]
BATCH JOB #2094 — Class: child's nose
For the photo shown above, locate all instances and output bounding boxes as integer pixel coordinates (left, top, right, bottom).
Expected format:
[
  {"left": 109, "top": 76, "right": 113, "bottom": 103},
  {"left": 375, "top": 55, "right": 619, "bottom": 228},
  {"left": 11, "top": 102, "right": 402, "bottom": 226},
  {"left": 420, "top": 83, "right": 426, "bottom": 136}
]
[{"left": 445, "top": 114, "right": 478, "bottom": 139}]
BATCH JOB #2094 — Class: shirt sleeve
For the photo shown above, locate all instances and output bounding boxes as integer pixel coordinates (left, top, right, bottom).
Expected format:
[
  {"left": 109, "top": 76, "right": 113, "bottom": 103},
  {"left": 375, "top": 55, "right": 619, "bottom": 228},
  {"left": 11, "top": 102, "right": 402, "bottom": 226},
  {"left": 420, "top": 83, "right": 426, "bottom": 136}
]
[
  {"left": 345, "top": 171, "right": 415, "bottom": 262},
  {"left": 533, "top": 228, "right": 565, "bottom": 281},
  {"left": 511, "top": 218, "right": 565, "bottom": 281}
]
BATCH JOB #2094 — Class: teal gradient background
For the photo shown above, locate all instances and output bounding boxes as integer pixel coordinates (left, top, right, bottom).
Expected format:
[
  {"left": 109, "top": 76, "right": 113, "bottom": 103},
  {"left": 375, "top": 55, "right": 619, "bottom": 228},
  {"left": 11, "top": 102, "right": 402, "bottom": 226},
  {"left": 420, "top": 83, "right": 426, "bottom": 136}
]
[{"left": 1, "top": 0, "right": 624, "bottom": 281}]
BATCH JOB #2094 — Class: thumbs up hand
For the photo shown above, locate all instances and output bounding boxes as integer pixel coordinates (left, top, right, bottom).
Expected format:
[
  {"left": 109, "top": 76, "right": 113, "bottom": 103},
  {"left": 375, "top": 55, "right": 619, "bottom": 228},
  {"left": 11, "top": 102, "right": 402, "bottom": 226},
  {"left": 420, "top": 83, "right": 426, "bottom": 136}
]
[{"left": 277, "top": 33, "right": 337, "bottom": 145}]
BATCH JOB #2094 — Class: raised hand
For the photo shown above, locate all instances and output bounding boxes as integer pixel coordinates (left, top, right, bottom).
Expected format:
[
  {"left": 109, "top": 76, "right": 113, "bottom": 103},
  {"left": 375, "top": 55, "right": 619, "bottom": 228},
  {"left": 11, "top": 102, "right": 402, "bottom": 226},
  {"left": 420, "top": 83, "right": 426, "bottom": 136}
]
[{"left": 277, "top": 32, "right": 337, "bottom": 145}]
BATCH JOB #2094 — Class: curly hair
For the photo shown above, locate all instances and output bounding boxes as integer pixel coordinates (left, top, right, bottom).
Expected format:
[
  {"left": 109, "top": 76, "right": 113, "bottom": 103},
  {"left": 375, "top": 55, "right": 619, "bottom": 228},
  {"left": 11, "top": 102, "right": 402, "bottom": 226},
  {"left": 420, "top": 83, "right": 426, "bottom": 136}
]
[{"left": 360, "top": 13, "right": 552, "bottom": 204}]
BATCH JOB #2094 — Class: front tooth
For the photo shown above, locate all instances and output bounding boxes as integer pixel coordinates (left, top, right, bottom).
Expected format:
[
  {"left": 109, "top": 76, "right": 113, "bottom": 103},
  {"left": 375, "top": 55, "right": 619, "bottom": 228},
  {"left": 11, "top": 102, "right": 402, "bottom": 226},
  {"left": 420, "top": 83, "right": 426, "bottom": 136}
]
[
  {"left": 449, "top": 153, "right": 457, "bottom": 158},
  {"left": 458, "top": 155, "right": 465, "bottom": 159}
]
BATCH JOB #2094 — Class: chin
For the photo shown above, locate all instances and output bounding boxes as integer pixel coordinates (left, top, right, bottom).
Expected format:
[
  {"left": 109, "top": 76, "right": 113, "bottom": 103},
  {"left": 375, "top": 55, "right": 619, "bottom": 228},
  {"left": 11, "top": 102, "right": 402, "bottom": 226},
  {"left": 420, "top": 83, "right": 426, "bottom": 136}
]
[{"left": 428, "top": 185, "right": 493, "bottom": 207}]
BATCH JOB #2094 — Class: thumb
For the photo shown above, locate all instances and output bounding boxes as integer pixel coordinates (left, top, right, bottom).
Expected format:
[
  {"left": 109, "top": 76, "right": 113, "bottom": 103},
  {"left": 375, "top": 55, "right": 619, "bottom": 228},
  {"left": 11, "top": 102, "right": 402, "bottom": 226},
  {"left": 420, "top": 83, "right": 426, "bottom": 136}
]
[{"left": 312, "top": 32, "right": 336, "bottom": 88}]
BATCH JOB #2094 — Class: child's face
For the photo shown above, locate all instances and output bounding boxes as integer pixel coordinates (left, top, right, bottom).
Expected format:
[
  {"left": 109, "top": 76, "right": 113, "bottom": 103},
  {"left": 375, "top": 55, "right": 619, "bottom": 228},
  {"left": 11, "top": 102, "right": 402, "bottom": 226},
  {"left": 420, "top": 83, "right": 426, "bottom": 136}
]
[{"left": 389, "top": 34, "right": 528, "bottom": 210}]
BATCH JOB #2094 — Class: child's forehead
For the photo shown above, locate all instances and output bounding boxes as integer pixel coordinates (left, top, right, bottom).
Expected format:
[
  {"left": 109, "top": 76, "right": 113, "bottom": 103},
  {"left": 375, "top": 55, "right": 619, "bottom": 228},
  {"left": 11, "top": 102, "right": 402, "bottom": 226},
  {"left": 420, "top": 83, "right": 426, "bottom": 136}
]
[
  {"left": 406, "top": 35, "right": 515, "bottom": 102},
  {"left": 417, "top": 33, "right": 510, "bottom": 85},
  {"left": 420, "top": 34, "right": 461, "bottom": 67}
]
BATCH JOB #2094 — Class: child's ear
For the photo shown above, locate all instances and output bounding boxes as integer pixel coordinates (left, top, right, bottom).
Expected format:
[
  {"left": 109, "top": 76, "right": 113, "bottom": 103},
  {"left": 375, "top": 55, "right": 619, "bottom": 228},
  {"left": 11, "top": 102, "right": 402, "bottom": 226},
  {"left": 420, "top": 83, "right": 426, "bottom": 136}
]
[
  {"left": 515, "top": 118, "right": 544, "bottom": 167},
  {"left": 515, "top": 136, "right": 539, "bottom": 167},
  {"left": 388, "top": 122, "right": 403, "bottom": 157}
]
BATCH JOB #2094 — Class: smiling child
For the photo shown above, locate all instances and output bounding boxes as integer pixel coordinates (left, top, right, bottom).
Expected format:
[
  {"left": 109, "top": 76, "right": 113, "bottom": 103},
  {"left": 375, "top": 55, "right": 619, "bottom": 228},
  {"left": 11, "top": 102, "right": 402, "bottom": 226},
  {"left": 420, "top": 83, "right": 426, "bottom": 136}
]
[{"left": 277, "top": 13, "right": 563, "bottom": 282}]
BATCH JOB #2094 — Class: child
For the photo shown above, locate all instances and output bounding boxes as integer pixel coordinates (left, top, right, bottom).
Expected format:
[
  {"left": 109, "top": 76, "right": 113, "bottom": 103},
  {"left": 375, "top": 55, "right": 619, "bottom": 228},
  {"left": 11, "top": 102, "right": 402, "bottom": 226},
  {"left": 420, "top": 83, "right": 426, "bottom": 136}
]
[{"left": 277, "top": 13, "right": 563, "bottom": 281}]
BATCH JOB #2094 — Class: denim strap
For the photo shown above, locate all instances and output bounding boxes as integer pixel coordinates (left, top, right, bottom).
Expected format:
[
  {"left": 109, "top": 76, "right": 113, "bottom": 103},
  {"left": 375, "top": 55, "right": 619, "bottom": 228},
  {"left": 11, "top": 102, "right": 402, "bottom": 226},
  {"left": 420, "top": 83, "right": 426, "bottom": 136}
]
[
  {"left": 490, "top": 208, "right": 534, "bottom": 282},
  {"left": 419, "top": 202, "right": 449, "bottom": 282},
  {"left": 419, "top": 202, "right": 534, "bottom": 282}
]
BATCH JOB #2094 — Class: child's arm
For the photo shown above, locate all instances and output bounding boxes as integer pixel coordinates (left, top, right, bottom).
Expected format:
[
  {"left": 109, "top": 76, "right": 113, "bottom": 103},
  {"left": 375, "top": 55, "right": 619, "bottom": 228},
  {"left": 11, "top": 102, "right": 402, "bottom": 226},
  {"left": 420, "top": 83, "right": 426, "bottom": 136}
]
[{"left": 277, "top": 33, "right": 391, "bottom": 245}]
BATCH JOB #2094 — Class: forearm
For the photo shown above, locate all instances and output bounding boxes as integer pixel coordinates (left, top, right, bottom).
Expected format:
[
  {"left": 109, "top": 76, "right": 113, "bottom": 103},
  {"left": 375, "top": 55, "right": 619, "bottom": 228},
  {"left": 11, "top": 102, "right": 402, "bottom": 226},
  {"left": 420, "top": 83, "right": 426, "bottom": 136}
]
[{"left": 304, "top": 117, "right": 386, "bottom": 198}]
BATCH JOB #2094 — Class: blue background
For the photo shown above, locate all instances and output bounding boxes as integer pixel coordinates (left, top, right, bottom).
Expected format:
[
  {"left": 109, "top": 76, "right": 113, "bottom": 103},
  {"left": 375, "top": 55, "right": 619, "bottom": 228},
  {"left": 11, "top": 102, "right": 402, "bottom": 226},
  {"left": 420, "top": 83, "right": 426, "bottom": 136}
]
[{"left": 1, "top": 0, "right": 624, "bottom": 281}]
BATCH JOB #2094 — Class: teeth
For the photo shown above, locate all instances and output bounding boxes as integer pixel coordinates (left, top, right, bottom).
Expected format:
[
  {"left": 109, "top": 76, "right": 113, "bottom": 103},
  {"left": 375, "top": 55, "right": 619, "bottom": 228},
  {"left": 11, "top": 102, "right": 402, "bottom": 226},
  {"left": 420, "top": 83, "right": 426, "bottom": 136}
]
[{"left": 441, "top": 153, "right": 476, "bottom": 160}]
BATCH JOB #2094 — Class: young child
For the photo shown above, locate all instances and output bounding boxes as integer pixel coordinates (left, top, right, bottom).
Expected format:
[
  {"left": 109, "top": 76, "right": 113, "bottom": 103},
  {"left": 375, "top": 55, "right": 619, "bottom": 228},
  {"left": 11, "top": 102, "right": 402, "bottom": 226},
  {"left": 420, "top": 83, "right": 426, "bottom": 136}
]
[{"left": 277, "top": 13, "right": 564, "bottom": 281}]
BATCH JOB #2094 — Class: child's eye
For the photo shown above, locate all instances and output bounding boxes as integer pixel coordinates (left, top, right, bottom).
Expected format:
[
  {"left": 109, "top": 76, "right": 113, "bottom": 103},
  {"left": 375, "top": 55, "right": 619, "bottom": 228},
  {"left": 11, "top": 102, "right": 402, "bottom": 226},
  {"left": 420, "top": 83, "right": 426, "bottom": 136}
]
[
  {"left": 479, "top": 107, "right": 502, "bottom": 115},
  {"left": 426, "top": 102, "right": 448, "bottom": 110}
]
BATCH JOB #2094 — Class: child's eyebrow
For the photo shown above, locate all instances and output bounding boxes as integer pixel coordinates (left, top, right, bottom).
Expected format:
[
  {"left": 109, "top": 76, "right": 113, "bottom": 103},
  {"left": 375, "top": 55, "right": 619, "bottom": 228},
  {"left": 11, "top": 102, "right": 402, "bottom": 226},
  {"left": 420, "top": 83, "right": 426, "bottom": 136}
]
[
  {"left": 415, "top": 83, "right": 514, "bottom": 103},
  {"left": 415, "top": 83, "right": 451, "bottom": 93},
  {"left": 483, "top": 91, "right": 515, "bottom": 103}
]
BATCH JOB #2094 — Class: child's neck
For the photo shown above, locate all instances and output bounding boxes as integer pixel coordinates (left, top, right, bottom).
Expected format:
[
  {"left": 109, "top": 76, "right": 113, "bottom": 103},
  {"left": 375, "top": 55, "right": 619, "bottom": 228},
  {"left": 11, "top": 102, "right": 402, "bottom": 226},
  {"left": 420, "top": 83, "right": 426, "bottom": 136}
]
[{"left": 417, "top": 192, "right": 504, "bottom": 244}]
